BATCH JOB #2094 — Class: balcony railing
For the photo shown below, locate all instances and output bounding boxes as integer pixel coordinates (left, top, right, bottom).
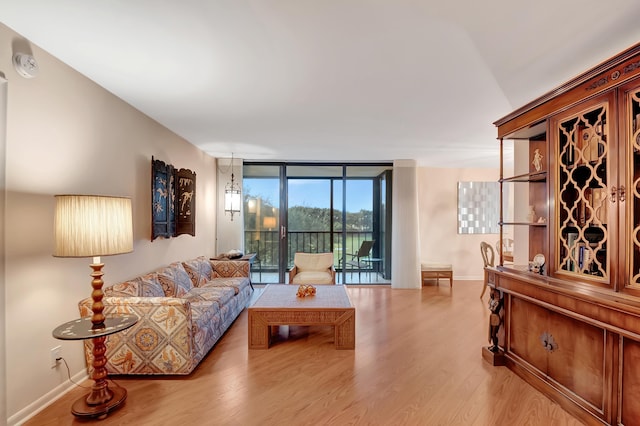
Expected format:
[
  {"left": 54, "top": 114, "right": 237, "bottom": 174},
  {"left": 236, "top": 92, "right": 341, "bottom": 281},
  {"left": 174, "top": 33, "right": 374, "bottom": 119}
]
[{"left": 244, "top": 231, "right": 381, "bottom": 280}]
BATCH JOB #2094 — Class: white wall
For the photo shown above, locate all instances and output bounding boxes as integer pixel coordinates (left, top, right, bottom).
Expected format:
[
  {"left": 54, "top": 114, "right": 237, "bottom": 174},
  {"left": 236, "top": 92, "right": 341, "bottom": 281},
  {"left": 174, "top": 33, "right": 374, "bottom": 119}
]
[
  {"left": 1, "top": 74, "right": 8, "bottom": 426},
  {"left": 417, "top": 167, "right": 500, "bottom": 280},
  {"left": 1, "top": 23, "right": 218, "bottom": 424},
  {"left": 216, "top": 157, "right": 244, "bottom": 255}
]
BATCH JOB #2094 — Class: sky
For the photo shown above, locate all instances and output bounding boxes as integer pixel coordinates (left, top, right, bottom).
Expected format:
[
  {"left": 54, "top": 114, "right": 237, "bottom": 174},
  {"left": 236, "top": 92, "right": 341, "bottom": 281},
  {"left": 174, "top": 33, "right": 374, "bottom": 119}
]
[{"left": 244, "top": 178, "right": 374, "bottom": 213}]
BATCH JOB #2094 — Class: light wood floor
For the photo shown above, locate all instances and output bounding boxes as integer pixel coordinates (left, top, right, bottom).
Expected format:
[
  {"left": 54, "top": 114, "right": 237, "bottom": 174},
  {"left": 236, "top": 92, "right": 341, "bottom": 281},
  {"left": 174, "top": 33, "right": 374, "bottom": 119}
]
[{"left": 25, "top": 281, "right": 583, "bottom": 425}]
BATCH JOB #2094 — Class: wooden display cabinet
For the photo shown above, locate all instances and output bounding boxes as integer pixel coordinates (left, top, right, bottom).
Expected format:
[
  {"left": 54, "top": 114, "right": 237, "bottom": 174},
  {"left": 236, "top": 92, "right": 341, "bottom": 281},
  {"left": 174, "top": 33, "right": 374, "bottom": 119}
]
[
  {"left": 550, "top": 92, "right": 614, "bottom": 286},
  {"left": 623, "top": 80, "right": 640, "bottom": 291},
  {"left": 508, "top": 297, "right": 613, "bottom": 420},
  {"left": 487, "top": 43, "right": 640, "bottom": 425},
  {"left": 498, "top": 129, "right": 548, "bottom": 271}
]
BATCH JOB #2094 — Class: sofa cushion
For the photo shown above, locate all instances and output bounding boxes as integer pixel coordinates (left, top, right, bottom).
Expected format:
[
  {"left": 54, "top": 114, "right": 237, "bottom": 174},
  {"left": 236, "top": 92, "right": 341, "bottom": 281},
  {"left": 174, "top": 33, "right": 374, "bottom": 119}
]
[
  {"left": 291, "top": 271, "right": 334, "bottom": 285},
  {"left": 294, "top": 252, "right": 334, "bottom": 272},
  {"left": 183, "top": 286, "right": 236, "bottom": 308},
  {"left": 157, "top": 262, "right": 193, "bottom": 297},
  {"left": 202, "top": 276, "right": 251, "bottom": 295},
  {"left": 186, "top": 286, "right": 237, "bottom": 362},
  {"left": 189, "top": 301, "right": 223, "bottom": 360},
  {"left": 182, "top": 256, "right": 213, "bottom": 287}
]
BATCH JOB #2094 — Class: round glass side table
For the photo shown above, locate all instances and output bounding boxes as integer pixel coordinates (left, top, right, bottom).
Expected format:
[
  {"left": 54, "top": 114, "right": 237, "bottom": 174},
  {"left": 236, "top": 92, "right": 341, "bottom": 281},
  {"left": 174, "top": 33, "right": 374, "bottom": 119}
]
[{"left": 52, "top": 315, "right": 138, "bottom": 419}]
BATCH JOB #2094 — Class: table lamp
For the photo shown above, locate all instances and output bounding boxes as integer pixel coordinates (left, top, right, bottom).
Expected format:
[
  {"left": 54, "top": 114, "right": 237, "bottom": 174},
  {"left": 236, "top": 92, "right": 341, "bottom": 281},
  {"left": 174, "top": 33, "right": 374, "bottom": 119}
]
[
  {"left": 263, "top": 216, "right": 276, "bottom": 230},
  {"left": 52, "top": 194, "right": 134, "bottom": 418}
]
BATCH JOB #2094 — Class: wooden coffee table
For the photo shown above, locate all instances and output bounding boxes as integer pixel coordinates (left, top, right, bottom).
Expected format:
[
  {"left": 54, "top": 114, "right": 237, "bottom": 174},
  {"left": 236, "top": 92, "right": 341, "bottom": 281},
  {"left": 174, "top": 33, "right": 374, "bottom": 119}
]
[{"left": 248, "top": 284, "right": 355, "bottom": 349}]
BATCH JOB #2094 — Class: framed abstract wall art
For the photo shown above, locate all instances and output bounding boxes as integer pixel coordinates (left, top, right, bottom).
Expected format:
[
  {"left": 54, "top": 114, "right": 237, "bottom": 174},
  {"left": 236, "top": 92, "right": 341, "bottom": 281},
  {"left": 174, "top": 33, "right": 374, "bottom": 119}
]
[{"left": 457, "top": 181, "right": 500, "bottom": 234}]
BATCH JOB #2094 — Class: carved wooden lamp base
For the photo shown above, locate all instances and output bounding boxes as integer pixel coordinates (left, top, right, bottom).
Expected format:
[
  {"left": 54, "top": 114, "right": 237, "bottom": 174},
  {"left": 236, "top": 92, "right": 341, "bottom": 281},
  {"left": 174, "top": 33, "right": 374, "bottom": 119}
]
[
  {"left": 71, "top": 385, "right": 127, "bottom": 419},
  {"left": 73, "top": 263, "right": 129, "bottom": 419},
  {"left": 51, "top": 262, "right": 137, "bottom": 419}
]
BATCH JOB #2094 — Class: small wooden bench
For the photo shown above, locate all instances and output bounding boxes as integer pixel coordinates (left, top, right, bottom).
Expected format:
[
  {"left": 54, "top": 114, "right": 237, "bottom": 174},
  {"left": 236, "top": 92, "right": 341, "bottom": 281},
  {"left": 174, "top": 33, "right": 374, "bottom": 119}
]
[{"left": 421, "top": 263, "right": 453, "bottom": 287}]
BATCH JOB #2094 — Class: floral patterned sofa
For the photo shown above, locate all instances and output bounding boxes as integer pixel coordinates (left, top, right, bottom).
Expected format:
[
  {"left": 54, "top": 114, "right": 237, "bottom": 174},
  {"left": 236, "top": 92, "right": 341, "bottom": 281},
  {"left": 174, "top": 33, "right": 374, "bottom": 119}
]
[{"left": 78, "top": 256, "right": 252, "bottom": 375}]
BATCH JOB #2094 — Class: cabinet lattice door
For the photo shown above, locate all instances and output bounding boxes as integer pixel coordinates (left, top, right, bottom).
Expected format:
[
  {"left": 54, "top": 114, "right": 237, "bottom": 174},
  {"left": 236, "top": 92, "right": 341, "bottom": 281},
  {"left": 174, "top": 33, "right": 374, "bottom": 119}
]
[
  {"left": 556, "top": 101, "right": 609, "bottom": 281},
  {"left": 629, "top": 87, "right": 640, "bottom": 286}
]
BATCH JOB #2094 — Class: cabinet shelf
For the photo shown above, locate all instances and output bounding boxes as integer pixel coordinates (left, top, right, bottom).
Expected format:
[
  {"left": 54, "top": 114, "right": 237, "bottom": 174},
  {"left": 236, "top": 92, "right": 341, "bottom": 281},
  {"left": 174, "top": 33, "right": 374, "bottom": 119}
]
[
  {"left": 500, "top": 221, "right": 547, "bottom": 227},
  {"left": 501, "top": 171, "right": 547, "bottom": 183},
  {"left": 565, "top": 160, "right": 606, "bottom": 171},
  {"left": 497, "top": 138, "right": 548, "bottom": 270}
]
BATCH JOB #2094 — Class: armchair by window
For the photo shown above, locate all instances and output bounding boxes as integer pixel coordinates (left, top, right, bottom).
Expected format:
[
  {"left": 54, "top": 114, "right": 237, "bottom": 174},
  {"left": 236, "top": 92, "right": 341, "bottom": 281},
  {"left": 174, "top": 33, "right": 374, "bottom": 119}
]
[{"left": 289, "top": 252, "right": 336, "bottom": 285}]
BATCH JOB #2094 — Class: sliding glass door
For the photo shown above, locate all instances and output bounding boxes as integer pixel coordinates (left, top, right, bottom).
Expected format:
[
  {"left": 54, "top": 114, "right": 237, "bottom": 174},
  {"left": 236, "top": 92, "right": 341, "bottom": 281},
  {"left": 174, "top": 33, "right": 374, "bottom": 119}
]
[
  {"left": 285, "top": 165, "right": 343, "bottom": 282},
  {"left": 242, "top": 164, "right": 283, "bottom": 283},
  {"left": 287, "top": 177, "right": 335, "bottom": 268},
  {"left": 243, "top": 163, "right": 392, "bottom": 284},
  {"left": 342, "top": 166, "right": 392, "bottom": 283}
]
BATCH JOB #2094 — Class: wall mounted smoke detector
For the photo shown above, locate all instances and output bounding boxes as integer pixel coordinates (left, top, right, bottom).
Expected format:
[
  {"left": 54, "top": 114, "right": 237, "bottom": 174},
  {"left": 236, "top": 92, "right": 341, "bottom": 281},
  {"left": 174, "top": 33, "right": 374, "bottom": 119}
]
[{"left": 12, "top": 52, "right": 39, "bottom": 79}]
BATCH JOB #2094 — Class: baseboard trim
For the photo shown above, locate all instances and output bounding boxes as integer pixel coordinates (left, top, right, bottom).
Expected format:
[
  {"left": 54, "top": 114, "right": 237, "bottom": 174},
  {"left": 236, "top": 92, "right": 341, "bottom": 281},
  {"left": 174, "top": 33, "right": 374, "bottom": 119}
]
[
  {"left": 9, "top": 370, "right": 88, "bottom": 426},
  {"left": 421, "top": 275, "right": 483, "bottom": 281}
]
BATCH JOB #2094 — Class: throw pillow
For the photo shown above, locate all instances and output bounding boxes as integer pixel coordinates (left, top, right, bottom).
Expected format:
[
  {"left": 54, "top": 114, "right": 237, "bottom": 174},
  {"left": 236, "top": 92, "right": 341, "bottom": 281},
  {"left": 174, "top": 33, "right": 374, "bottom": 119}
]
[
  {"left": 137, "top": 273, "right": 164, "bottom": 297},
  {"left": 157, "top": 262, "right": 193, "bottom": 297},
  {"left": 182, "top": 256, "right": 213, "bottom": 287},
  {"left": 104, "top": 280, "right": 138, "bottom": 297}
]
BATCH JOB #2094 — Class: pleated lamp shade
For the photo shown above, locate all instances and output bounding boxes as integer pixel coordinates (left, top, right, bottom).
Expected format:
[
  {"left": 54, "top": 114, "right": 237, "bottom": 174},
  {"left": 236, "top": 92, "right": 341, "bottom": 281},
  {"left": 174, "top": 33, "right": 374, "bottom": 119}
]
[{"left": 53, "top": 195, "right": 133, "bottom": 258}]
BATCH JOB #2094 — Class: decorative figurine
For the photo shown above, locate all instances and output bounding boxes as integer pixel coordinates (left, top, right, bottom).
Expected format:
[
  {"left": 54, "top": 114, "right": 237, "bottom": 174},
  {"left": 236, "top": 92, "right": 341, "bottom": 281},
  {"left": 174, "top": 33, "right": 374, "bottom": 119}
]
[
  {"left": 296, "top": 284, "right": 316, "bottom": 297},
  {"left": 488, "top": 288, "right": 504, "bottom": 352},
  {"left": 532, "top": 148, "right": 543, "bottom": 172}
]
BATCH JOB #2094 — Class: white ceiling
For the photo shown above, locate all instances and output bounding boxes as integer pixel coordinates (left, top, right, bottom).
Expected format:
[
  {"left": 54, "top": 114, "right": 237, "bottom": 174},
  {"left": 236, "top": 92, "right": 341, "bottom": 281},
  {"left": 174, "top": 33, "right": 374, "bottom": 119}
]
[{"left": 4, "top": 1, "right": 640, "bottom": 167}]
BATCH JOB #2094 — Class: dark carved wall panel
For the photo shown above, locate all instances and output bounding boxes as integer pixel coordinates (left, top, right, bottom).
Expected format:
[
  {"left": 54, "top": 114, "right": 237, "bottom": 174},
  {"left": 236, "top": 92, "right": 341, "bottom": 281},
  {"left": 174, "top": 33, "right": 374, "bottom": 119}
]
[
  {"left": 175, "top": 168, "right": 196, "bottom": 237},
  {"left": 151, "top": 157, "right": 175, "bottom": 240},
  {"left": 151, "top": 157, "right": 196, "bottom": 240}
]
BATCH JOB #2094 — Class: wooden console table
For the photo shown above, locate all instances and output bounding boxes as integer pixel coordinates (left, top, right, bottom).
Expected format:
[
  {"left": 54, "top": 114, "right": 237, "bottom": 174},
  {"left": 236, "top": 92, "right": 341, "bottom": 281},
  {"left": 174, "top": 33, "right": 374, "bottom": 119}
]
[{"left": 210, "top": 253, "right": 256, "bottom": 289}]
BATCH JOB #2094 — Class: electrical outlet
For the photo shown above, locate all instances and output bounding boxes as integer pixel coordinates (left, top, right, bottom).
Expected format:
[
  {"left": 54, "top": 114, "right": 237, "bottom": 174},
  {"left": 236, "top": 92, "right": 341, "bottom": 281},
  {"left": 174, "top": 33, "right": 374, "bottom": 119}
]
[{"left": 50, "top": 346, "right": 62, "bottom": 368}]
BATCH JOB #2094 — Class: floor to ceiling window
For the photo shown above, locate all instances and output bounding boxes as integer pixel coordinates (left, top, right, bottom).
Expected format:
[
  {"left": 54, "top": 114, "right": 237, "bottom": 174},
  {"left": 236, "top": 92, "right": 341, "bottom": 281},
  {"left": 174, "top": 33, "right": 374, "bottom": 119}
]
[{"left": 243, "top": 162, "right": 392, "bottom": 284}]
